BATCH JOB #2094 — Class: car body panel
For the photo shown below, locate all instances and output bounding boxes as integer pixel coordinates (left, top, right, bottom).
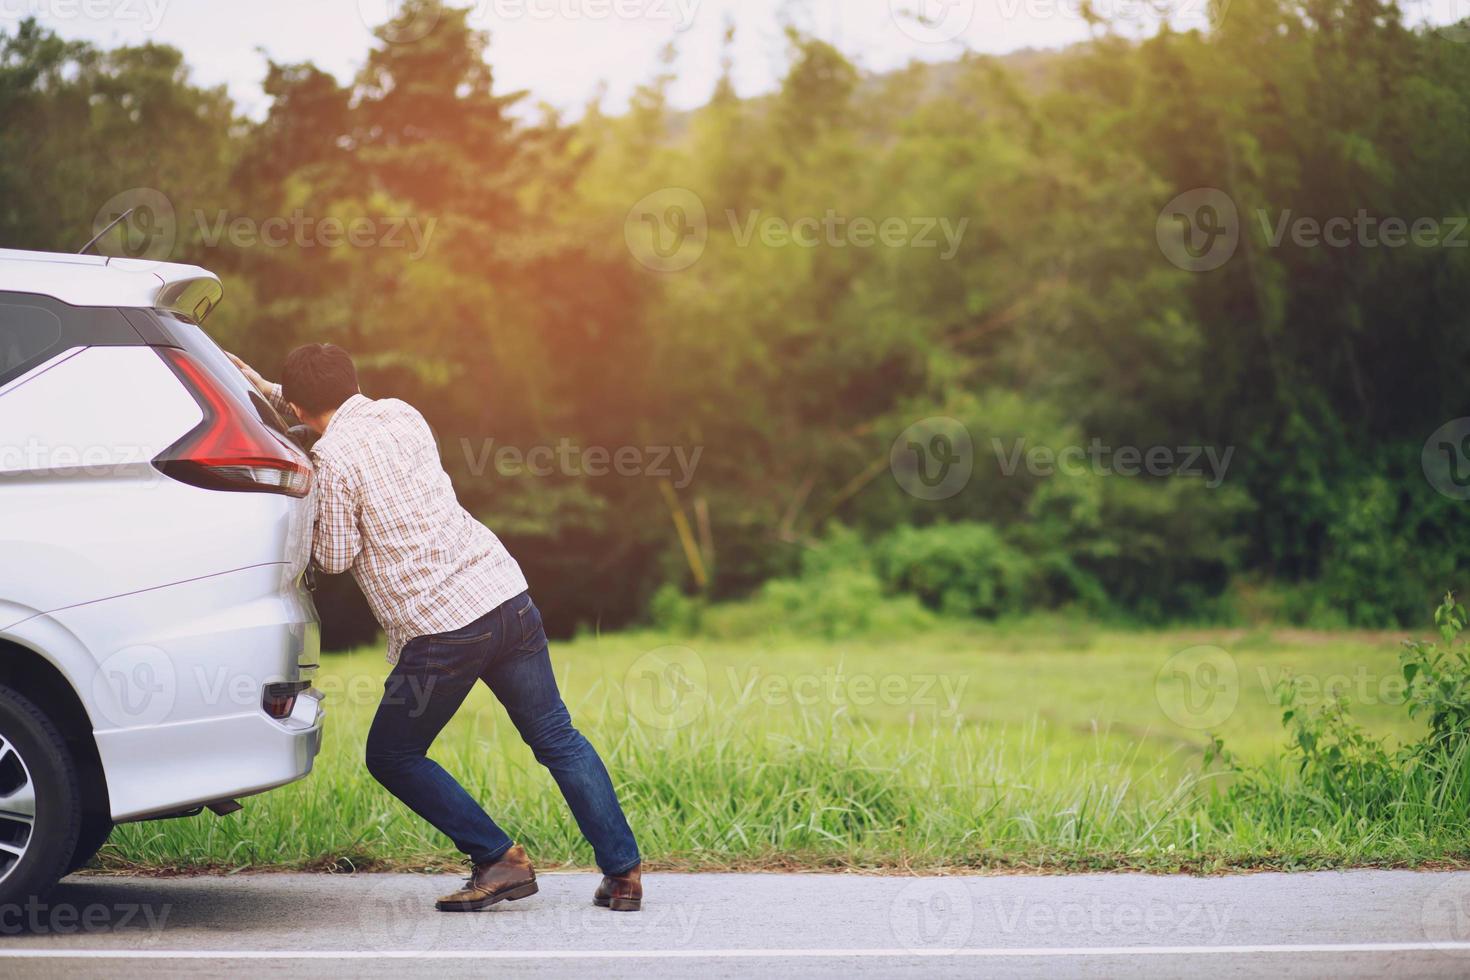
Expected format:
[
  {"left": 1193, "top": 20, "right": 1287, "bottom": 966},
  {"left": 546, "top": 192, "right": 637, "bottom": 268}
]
[
  {"left": 0, "top": 248, "right": 222, "bottom": 321},
  {"left": 0, "top": 345, "right": 314, "bottom": 620},
  {"left": 90, "top": 696, "right": 324, "bottom": 821},
  {"left": 1, "top": 565, "right": 321, "bottom": 821},
  {"left": 0, "top": 249, "right": 324, "bottom": 827}
]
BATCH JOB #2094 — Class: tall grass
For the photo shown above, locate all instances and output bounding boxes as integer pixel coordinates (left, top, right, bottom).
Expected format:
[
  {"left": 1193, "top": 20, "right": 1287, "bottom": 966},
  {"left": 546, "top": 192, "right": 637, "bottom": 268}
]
[
  {"left": 108, "top": 702, "right": 1222, "bottom": 872},
  {"left": 101, "top": 618, "right": 1470, "bottom": 874},
  {"left": 1195, "top": 595, "right": 1470, "bottom": 866}
]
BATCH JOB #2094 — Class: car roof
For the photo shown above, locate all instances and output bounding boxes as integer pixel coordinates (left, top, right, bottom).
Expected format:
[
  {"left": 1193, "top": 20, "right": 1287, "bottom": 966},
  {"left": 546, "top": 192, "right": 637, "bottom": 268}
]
[{"left": 0, "top": 248, "right": 223, "bottom": 322}]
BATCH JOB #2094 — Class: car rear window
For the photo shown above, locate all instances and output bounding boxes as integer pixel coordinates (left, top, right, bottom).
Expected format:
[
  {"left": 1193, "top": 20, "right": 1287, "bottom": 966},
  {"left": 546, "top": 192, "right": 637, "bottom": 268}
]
[
  {"left": 0, "top": 303, "right": 61, "bottom": 378},
  {"left": 121, "top": 309, "right": 292, "bottom": 436},
  {"left": 0, "top": 292, "right": 144, "bottom": 389}
]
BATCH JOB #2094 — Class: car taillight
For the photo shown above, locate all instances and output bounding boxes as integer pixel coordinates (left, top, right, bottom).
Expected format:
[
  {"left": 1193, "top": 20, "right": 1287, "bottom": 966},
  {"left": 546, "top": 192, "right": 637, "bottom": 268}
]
[
  {"left": 263, "top": 681, "right": 311, "bottom": 720},
  {"left": 153, "top": 348, "right": 313, "bottom": 497}
]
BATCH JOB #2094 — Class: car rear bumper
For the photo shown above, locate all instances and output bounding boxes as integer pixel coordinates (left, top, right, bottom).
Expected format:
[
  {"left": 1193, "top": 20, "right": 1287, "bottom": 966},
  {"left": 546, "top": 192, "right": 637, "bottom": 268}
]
[
  {"left": 95, "top": 688, "right": 325, "bottom": 821},
  {"left": 5, "top": 563, "right": 325, "bottom": 822}
]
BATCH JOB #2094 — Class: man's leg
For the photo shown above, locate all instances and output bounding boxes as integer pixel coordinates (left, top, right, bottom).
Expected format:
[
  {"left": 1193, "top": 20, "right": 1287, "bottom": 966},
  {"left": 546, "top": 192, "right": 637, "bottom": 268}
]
[
  {"left": 365, "top": 622, "right": 514, "bottom": 865},
  {"left": 482, "top": 594, "right": 641, "bottom": 875}
]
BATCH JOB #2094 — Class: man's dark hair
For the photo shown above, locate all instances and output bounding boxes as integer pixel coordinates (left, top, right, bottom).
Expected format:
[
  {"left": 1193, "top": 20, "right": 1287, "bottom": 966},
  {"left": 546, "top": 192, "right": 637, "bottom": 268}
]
[{"left": 281, "top": 343, "right": 360, "bottom": 415}]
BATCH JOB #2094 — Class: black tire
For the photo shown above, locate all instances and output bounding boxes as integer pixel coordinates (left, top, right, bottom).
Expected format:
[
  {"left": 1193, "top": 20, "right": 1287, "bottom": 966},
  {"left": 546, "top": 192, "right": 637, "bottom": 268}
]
[
  {"left": 0, "top": 685, "right": 81, "bottom": 907},
  {"left": 67, "top": 811, "right": 113, "bottom": 874}
]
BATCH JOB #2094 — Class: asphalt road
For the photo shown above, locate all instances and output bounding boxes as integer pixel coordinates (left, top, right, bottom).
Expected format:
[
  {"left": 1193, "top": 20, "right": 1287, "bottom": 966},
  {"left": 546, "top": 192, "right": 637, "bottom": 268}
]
[{"left": 2, "top": 869, "right": 1470, "bottom": 978}]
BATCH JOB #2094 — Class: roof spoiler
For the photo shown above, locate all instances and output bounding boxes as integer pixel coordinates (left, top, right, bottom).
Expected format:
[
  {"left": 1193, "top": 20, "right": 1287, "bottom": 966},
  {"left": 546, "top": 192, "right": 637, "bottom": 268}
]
[
  {"left": 155, "top": 274, "right": 223, "bottom": 324},
  {"left": 107, "top": 256, "right": 224, "bottom": 323}
]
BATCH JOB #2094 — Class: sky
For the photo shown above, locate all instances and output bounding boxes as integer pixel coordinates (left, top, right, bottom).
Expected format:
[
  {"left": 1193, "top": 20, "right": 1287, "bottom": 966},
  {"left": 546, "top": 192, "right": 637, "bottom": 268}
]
[
  {"left": 0, "top": 0, "right": 1097, "bottom": 118},
  {"left": 2, "top": 0, "right": 1461, "bottom": 119}
]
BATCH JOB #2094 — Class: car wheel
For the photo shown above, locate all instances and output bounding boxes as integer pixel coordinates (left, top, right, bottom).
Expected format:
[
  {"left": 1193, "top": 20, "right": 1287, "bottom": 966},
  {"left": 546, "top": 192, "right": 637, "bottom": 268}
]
[
  {"left": 0, "top": 685, "right": 82, "bottom": 906},
  {"left": 67, "top": 810, "right": 114, "bottom": 874}
]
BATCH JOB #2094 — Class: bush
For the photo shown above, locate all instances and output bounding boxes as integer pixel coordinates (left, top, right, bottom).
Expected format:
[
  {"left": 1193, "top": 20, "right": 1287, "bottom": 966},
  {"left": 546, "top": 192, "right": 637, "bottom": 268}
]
[
  {"left": 878, "top": 522, "right": 1036, "bottom": 618},
  {"left": 649, "top": 583, "right": 703, "bottom": 635},
  {"left": 1305, "top": 473, "right": 1470, "bottom": 628},
  {"left": 706, "top": 568, "right": 933, "bottom": 641},
  {"left": 1023, "top": 471, "right": 1252, "bottom": 622},
  {"left": 1210, "top": 592, "right": 1470, "bottom": 829},
  {"left": 689, "top": 528, "right": 935, "bottom": 640},
  {"left": 1400, "top": 594, "right": 1470, "bottom": 751}
]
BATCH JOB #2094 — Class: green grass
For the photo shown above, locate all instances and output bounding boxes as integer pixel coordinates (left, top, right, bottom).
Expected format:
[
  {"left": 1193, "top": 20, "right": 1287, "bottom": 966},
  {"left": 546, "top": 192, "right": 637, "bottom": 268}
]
[{"left": 102, "top": 619, "right": 1470, "bottom": 874}]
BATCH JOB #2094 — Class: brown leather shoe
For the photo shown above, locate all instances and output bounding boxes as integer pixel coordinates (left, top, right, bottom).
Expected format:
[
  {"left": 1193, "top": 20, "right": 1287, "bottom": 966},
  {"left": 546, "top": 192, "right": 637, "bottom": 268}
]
[
  {"left": 435, "top": 844, "right": 538, "bottom": 912},
  {"left": 593, "top": 863, "right": 642, "bottom": 912}
]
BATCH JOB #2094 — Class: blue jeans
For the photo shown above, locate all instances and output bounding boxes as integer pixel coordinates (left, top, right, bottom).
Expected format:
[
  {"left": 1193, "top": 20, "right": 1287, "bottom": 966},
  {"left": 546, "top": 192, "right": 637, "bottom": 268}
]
[{"left": 364, "top": 591, "right": 640, "bottom": 874}]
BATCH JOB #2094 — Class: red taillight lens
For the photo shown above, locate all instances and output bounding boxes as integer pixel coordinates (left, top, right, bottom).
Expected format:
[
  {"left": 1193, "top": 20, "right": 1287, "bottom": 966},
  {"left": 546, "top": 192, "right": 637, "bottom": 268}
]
[
  {"left": 263, "top": 681, "right": 311, "bottom": 720},
  {"left": 153, "top": 348, "right": 313, "bottom": 497}
]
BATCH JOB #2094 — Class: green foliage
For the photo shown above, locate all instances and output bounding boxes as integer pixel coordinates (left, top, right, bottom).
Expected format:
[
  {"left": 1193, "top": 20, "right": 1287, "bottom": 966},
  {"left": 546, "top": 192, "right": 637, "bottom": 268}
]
[
  {"left": 755, "top": 568, "right": 933, "bottom": 641},
  {"left": 879, "top": 523, "right": 1035, "bottom": 618},
  {"left": 1400, "top": 593, "right": 1470, "bottom": 747},
  {"left": 664, "top": 526, "right": 934, "bottom": 640},
  {"left": 0, "top": 19, "right": 234, "bottom": 255},
  {"left": 1021, "top": 471, "right": 1253, "bottom": 621},
  {"left": 4, "top": 1, "right": 1470, "bottom": 634},
  {"left": 1301, "top": 471, "right": 1470, "bottom": 627},
  {"left": 1274, "top": 682, "right": 1401, "bottom": 813},
  {"left": 1213, "top": 592, "right": 1470, "bottom": 829},
  {"left": 649, "top": 582, "right": 703, "bottom": 635},
  {"left": 106, "top": 624, "right": 1470, "bottom": 872},
  {"left": 697, "top": 566, "right": 934, "bottom": 642}
]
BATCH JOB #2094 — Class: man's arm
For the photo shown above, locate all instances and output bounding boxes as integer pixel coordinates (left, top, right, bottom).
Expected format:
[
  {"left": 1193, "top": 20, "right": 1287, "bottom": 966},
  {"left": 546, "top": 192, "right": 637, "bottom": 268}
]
[
  {"left": 226, "top": 352, "right": 293, "bottom": 419},
  {"left": 312, "top": 455, "right": 362, "bottom": 575}
]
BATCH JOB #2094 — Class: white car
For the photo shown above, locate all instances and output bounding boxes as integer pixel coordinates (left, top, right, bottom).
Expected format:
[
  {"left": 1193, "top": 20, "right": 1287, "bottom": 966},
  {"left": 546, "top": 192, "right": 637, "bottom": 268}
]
[{"left": 0, "top": 247, "right": 324, "bottom": 904}]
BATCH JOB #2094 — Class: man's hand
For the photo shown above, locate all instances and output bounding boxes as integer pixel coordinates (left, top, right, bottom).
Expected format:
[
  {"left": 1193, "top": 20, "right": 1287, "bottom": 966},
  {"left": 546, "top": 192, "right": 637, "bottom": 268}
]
[{"left": 226, "top": 351, "right": 272, "bottom": 397}]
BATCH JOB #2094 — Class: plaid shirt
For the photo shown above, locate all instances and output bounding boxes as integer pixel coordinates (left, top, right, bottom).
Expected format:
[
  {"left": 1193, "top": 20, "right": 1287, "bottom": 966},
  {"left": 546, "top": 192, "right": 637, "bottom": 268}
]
[{"left": 271, "top": 387, "right": 527, "bottom": 663}]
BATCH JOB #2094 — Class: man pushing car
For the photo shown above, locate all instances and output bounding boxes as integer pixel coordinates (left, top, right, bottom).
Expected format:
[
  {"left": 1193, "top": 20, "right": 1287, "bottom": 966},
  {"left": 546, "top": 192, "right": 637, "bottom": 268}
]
[{"left": 229, "top": 343, "right": 643, "bottom": 913}]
